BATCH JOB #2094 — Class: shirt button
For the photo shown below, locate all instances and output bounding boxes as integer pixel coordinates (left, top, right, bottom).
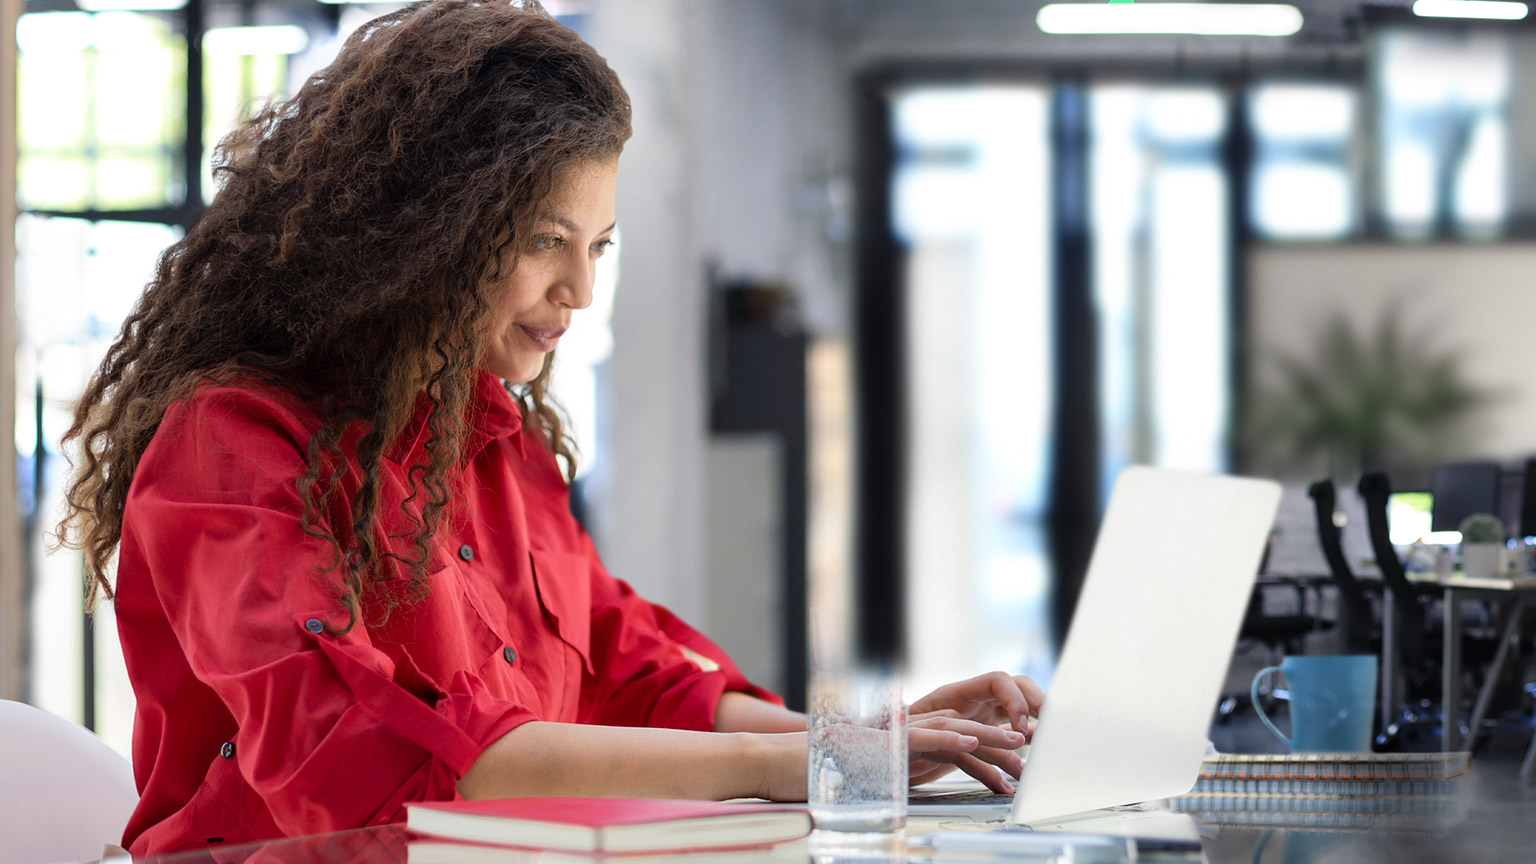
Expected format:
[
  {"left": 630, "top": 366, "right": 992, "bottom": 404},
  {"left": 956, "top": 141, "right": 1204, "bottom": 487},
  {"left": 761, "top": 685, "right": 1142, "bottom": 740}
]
[
  {"left": 220, "top": 742, "right": 235, "bottom": 759},
  {"left": 304, "top": 618, "right": 324, "bottom": 634},
  {"left": 503, "top": 646, "right": 516, "bottom": 664},
  {"left": 459, "top": 544, "right": 475, "bottom": 562}
]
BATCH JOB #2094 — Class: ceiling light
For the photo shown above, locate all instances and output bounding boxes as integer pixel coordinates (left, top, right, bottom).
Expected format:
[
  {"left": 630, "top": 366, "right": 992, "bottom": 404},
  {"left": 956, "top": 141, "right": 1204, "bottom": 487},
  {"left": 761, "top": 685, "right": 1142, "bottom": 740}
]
[
  {"left": 203, "top": 25, "right": 310, "bottom": 56},
  {"left": 75, "top": 0, "right": 186, "bottom": 10},
  {"left": 1037, "top": 3, "right": 1303, "bottom": 36},
  {"left": 1413, "top": 1, "right": 1528, "bottom": 20}
]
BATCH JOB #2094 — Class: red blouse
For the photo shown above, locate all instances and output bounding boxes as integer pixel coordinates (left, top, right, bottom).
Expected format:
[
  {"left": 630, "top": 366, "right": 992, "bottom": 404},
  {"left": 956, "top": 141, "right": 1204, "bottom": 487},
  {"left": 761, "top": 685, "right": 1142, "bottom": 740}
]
[{"left": 113, "top": 371, "right": 778, "bottom": 855}]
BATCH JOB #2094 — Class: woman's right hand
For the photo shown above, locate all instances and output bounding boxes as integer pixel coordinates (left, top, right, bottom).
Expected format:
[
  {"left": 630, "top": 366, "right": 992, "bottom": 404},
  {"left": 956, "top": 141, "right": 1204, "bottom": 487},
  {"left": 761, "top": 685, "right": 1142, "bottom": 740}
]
[{"left": 907, "top": 709, "right": 1027, "bottom": 792}]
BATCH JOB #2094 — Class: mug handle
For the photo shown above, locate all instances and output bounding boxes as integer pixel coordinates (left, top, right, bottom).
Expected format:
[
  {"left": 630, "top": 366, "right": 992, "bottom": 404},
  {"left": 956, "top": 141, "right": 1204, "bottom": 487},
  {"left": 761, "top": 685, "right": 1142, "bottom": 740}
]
[{"left": 1251, "top": 666, "right": 1292, "bottom": 750}]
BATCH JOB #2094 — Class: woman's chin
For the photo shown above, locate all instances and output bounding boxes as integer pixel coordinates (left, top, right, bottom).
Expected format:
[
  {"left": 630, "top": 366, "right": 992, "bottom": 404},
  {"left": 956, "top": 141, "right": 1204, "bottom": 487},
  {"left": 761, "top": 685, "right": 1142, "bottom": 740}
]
[{"left": 480, "top": 356, "right": 544, "bottom": 384}]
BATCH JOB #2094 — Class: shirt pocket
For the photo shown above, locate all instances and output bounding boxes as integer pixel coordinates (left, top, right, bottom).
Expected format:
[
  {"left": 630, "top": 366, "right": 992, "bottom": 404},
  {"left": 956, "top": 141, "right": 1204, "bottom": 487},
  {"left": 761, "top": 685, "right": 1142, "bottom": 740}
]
[
  {"left": 446, "top": 553, "right": 521, "bottom": 677},
  {"left": 374, "top": 546, "right": 510, "bottom": 690},
  {"left": 528, "top": 548, "right": 594, "bottom": 676}
]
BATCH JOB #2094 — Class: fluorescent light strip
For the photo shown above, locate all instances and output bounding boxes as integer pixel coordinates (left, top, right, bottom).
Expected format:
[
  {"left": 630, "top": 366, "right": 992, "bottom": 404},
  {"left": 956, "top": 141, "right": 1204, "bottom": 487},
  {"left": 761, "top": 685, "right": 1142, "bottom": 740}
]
[
  {"left": 1037, "top": 3, "right": 1303, "bottom": 36},
  {"left": 1414, "top": 0, "right": 1529, "bottom": 20},
  {"left": 203, "top": 25, "right": 310, "bottom": 56},
  {"left": 76, "top": 0, "right": 187, "bottom": 10}
]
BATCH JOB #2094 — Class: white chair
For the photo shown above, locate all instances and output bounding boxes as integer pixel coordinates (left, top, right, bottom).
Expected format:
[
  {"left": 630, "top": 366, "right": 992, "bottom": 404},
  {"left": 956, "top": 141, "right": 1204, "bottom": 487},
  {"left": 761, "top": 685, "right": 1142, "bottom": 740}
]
[{"left": 0, "top": 700, "right": 138, "bottom": 864}]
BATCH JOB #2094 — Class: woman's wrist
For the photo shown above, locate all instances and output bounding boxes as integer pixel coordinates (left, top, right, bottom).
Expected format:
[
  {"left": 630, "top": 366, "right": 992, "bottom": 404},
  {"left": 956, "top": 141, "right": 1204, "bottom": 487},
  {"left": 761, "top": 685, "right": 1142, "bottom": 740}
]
[{"left": 738, "top": 731, "right": 807, "bottom": 802}]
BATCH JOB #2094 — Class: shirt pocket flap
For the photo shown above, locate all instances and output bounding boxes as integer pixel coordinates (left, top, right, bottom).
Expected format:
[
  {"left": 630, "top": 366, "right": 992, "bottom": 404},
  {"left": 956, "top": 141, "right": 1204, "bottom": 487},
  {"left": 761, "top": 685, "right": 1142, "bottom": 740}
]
[{"left": 529, "top": 549, "right": 594, "bottom": 675}]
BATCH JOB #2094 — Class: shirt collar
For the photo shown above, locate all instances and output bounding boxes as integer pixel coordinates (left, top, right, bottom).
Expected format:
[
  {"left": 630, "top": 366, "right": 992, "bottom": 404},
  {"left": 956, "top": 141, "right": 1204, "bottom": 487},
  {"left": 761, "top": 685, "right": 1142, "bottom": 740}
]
[{"left": 385, "top": 370, "right": 525, "bottom": 466}]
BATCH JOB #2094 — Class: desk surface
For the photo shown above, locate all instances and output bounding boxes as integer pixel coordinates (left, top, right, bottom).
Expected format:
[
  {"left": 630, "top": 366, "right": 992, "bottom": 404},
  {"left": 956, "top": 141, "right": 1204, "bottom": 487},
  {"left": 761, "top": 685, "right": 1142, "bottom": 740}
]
[{"left": 129, "top": 779, "right": 1536, "bottom": 864}]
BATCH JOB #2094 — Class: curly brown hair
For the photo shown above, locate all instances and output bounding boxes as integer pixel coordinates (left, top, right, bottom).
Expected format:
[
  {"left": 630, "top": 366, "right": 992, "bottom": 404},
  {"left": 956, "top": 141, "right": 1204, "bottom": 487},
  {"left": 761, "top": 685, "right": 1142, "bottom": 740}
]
[{"left": 57, "top": 0, "right": 631, "bottom": 631}]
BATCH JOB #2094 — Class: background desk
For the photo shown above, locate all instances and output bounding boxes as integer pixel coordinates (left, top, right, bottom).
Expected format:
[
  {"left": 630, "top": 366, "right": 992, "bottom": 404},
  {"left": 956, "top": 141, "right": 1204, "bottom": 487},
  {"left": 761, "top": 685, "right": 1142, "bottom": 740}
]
[
  {"left": 1369, "top": 572, "right": 1536, "bottom": 753},
  {"left": 1438, "top": 580, "right": 1536, "bottom": 761}
]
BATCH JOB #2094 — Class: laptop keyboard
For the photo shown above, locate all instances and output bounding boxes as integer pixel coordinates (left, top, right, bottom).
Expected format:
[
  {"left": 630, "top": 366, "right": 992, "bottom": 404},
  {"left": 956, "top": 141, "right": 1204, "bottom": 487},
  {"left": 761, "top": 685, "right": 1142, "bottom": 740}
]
[{"left": 909, "top": 787, "right": 1016, "bottom": 806}]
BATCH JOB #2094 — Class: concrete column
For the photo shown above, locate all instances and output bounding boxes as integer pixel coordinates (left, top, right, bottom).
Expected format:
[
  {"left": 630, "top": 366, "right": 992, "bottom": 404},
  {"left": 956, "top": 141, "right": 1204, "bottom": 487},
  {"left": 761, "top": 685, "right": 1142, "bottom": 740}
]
[
  {"left": 1, "top": 0, "right": 25, "bottom": 702},
  {"left": 585, "top": 0, "right": 708, "bottom": 620}
]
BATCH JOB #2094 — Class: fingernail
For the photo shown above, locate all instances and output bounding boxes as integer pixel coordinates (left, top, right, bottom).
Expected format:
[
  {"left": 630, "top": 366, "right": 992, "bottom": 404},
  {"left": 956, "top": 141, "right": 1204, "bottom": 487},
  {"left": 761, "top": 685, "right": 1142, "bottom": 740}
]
[
  {"left": 961, "top": 735, "right": 978, "bottom": 746},
  {"left": 1006, "top": 730, "right": 1025, "bottom": 741}
]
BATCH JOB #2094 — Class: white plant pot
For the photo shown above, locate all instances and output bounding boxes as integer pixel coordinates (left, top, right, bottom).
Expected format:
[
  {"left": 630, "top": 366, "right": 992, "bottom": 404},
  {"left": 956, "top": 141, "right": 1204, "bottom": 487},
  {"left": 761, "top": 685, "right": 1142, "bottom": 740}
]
[{"left": 1461, "top": 544, "right": 1502, "bottom": 580}]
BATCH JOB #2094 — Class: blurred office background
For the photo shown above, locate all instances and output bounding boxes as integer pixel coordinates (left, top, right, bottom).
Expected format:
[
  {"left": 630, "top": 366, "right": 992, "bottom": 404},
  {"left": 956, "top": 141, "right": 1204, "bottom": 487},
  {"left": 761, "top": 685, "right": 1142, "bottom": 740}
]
[{"left": 5, "top": 0, "right": 1536, "bottom": 755}]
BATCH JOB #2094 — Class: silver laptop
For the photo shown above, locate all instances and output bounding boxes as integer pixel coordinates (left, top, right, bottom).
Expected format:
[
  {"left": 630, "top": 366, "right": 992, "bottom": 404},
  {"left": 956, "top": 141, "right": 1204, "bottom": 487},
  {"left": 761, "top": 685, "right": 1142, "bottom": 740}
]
[{"left": 911, "top": 466, "right": 1281, "bottom": 825}]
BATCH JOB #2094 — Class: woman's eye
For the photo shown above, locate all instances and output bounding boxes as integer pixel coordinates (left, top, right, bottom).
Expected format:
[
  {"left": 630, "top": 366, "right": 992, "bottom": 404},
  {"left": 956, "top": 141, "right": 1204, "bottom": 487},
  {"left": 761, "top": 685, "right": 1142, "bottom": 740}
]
[
  {"left": 532, "top": 235, "right": 563, "bottom": 251},
  {"left": 591, "top": 239, "right": 615, "bottom": 257}
]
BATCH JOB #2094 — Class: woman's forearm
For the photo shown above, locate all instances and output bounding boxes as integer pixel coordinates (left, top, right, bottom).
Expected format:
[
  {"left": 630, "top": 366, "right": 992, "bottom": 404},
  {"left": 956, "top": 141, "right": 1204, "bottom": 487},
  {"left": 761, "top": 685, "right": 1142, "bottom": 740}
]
[
  {"left": 457, "top": 720, "right": 807, "bottom": 801},
  {"left": 712, "top": 691, "right": 808, "bottom": 734}
]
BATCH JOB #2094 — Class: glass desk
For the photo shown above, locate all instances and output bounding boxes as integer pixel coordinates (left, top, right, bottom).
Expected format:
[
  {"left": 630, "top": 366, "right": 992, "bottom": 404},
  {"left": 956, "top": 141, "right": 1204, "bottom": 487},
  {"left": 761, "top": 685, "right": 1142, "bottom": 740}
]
[{"left": 124, "top": 784, "right": 1536, "bottom": 864}]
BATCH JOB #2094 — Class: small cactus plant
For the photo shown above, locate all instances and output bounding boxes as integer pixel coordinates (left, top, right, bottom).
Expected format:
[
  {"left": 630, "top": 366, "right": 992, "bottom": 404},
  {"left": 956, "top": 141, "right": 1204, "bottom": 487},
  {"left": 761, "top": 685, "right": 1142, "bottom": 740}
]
[{"left": 1458, "top": 513, "right": 1505, "bottom": 545}]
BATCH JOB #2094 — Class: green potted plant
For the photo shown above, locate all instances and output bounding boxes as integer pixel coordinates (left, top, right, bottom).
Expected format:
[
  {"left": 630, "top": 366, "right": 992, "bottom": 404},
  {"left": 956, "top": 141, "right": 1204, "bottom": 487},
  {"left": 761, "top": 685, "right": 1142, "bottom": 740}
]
[
  {"left": 1457, "top": 513, "right": 1505, "bottom": 580},
  {"left": 1244, "top": 310, "right": 1489, "bottom": 485}
]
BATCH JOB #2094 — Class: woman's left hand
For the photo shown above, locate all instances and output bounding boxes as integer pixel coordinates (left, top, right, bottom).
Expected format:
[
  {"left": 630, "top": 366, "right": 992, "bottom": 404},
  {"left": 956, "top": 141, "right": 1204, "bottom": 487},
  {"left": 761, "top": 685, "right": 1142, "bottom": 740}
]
[{"left": 906, "top": 672, "right": 1044, "bottom": 790}]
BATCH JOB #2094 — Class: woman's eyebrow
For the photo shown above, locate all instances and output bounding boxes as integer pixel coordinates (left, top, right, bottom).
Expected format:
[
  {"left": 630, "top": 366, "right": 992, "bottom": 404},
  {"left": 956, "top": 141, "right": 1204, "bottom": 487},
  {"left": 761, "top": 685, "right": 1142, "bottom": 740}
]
[{"left": 537, "top": 214, "right": 618, "bottom": 235}]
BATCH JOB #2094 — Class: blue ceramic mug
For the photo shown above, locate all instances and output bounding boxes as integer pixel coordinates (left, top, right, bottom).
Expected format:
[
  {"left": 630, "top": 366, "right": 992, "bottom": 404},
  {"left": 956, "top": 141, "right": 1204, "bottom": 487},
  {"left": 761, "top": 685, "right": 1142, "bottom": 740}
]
[{"left": 1251, "top": 654, "right": 1377, "bottom": 752}]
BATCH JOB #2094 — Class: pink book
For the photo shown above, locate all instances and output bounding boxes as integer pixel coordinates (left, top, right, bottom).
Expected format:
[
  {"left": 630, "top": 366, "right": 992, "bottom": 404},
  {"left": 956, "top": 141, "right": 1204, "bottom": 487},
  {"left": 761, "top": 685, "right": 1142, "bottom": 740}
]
[{"left": 405, "top": 797, "right": 811, "bottom": 854}]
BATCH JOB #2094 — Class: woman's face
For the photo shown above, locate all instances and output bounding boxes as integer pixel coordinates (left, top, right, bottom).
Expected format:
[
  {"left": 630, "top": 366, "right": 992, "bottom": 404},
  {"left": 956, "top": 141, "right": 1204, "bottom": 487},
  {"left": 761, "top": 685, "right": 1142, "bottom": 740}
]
[{"left": 481, "top": 159, "right": 618, "bottom": 383}]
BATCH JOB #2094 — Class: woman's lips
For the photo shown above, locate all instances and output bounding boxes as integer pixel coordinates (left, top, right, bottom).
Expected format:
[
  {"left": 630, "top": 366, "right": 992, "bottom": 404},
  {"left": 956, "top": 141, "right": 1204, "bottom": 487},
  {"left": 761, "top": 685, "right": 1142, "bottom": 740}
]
[{"left": 518, "top": 324, "right": 566, "bottom": 352}]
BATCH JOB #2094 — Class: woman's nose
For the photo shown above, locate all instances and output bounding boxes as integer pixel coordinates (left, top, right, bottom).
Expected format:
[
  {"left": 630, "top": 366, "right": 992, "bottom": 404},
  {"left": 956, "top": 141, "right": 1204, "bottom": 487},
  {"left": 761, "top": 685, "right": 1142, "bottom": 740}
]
[{"left": 552, "top": 252, "right": 594, "bottom": 309}]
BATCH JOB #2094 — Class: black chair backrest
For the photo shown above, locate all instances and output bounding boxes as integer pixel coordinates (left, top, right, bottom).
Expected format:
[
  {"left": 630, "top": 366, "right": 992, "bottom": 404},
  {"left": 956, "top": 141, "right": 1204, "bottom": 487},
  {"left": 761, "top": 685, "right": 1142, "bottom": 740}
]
[
  {"left": 1307, "top": 479, "right": 1374, "bottom": 652},
  {"left": 1359, "top": 471, "right": 1425, "bottom": 661}
]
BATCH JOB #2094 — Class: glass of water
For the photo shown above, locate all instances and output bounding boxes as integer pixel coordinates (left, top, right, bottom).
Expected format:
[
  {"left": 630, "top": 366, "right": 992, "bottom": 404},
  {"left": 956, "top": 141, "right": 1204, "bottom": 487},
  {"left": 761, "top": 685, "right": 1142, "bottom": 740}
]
[{"left": 807, "top": 661, "right": 907, "bottom": 833}]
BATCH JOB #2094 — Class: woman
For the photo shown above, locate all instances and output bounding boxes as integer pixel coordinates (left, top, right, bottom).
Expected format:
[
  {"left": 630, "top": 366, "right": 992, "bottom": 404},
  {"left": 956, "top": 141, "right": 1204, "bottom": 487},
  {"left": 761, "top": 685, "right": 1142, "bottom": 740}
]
[{"left": 59, "top": 0, "right": 1041, "bottom": 854}]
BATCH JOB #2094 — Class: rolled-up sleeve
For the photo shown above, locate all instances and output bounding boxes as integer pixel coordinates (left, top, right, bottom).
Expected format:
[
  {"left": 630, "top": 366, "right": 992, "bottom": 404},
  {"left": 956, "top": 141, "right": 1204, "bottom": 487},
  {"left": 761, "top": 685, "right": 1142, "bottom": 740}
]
[{"left": 123, "top": 389, "right": 533, "bottom": 838}]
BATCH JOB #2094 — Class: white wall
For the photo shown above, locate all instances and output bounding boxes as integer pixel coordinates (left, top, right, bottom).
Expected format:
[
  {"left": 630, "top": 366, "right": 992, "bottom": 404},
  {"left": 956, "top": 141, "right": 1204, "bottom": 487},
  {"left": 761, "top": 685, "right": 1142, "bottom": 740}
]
[
  {"left": 584, "top": 1, "right": 847, "bottom": 646},
  {"left": 1249, "top": 243, "right": 1536, "bottom": 464},
  {"left": 703, "top": 438, "right": 781, "bottom": 689}
]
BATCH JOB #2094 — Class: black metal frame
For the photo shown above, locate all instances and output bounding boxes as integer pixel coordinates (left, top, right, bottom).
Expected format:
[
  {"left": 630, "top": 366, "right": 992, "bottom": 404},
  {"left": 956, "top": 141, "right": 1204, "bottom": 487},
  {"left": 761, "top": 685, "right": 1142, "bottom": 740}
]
[{"left": 851, "top": 75, "right": 905, "bottom": 667}]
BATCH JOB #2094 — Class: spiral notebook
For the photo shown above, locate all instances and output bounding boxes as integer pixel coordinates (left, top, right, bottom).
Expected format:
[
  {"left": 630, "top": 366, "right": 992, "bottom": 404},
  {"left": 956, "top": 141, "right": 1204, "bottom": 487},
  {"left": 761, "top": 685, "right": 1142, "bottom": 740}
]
[
  {"left": 1168, "top": 791, "right": 1467, "bottom": 832},
  {"left": 1189, "top": 751, "right": 1470, "bottom": 796}
]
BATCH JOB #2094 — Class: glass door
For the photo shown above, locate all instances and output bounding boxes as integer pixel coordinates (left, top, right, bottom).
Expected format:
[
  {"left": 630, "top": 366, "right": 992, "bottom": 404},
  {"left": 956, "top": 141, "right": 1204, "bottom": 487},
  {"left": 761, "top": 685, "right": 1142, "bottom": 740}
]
[{"left": 891, "top": 85, "right": 1056, "bottom": 694}]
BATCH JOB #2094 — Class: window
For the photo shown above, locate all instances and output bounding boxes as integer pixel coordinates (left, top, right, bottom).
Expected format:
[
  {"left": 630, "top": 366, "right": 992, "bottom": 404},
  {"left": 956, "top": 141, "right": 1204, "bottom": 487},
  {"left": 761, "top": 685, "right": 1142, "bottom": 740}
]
[
  {"left": 1376, "top": 29, "right": 1510, "bottom": 238},
  {"left": 17, "top": 11, "right": 184, "bottom": 211},
  {"left": 1093, "top": 84, "right": 1231, "bottom": 489},
  {"left": 1248, "top": 82, "right": 1358, "bottom": 240}
]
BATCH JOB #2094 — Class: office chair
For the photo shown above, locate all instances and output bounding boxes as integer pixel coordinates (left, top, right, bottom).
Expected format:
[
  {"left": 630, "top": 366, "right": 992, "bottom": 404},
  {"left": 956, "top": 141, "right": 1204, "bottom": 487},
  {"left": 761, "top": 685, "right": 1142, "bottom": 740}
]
[
  {"left": 0, "top": 699, "right": 138, "bottom": 864},
  {"left": 1359, "top": 471, "right": 1500, "bottom": 747},
  {"left": 1307, "top": 478, "right": 1380, "bottom": 655},
  {"left": 1216, "top": 504, "right": 1335, "bottom": 722},
  {"left": 1237, "top": 576, "right": 1331, "bottom": 657}
]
